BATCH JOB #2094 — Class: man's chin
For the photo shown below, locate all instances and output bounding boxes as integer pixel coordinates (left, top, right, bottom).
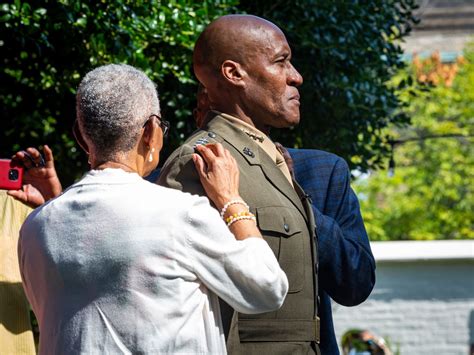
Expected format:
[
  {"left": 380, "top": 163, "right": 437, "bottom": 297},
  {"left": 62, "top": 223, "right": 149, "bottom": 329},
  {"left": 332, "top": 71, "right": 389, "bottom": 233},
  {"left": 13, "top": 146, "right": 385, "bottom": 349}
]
[
  {"left": 267, "top": 113, "right": 300, "bottom": 129},
  {"left": 283, "top": 114, "right": 300, "bottom": 128}
]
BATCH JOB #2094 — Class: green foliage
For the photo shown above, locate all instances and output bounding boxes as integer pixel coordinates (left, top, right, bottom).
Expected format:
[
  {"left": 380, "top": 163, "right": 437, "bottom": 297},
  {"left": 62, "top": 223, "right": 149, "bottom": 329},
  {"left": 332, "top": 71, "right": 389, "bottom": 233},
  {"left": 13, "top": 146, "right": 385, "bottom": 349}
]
[
  {"left": 0, "top": 0, "right": 237, "bottom": 184},
  {"left": 355, "top": 43, "right": 474, "bottom": 241},
  {"left": 1, "top": 1, "right": 418, "bottom": 185},
  {"left": 240, "top": 0, "right": 418, "bottom": 172}
]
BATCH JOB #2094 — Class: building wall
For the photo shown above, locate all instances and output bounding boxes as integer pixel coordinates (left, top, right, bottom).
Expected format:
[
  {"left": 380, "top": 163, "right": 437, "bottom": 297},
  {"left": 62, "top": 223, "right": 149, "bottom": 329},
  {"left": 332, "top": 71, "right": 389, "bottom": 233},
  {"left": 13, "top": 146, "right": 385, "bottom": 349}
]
[{"left": 332, "top": 259, "right": 474, "bottom": 354}]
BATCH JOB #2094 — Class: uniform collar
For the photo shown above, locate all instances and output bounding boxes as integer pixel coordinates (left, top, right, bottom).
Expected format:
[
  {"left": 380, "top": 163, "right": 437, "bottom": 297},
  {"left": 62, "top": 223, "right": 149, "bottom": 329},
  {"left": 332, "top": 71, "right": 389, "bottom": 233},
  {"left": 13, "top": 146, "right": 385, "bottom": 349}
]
[
  {"left": 203, "top": 112, "right": 305, "bottom": 219},
  {"left": 214, "top": 111, "right": 279, "bottom": 168}
]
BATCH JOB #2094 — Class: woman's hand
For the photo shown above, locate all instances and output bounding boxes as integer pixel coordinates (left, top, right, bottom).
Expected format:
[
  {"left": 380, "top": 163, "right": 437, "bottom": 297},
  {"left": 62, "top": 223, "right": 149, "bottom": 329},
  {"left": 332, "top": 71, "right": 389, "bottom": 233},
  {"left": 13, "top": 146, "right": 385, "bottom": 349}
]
[
  {"left": 7, "top": 145, "right": 63, "bottom": 208},
  {"left": 192, "top": 143, "right": 240, "bottom": 210}
]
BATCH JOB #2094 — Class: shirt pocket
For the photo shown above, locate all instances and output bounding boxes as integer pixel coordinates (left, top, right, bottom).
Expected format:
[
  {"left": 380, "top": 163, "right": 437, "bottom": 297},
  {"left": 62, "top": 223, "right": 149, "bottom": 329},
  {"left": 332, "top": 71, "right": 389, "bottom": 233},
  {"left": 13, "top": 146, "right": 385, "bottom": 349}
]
[{"left": 256, "top": 206, "right": 305, "bottom": 293}]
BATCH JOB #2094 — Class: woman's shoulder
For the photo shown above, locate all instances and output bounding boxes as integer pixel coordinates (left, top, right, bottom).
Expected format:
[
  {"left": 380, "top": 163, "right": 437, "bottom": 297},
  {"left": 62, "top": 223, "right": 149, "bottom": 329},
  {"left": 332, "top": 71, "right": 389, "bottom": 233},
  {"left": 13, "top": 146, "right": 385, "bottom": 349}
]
[{"left": 142, "top": 179, "right": 211, "bottom": 208}]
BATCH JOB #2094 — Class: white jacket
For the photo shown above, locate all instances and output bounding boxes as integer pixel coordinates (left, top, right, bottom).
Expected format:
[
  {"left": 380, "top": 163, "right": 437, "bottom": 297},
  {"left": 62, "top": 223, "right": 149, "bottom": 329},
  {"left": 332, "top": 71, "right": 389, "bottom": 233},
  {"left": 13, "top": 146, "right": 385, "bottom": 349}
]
[{"left": 19, "top": 168, "right": 288, "bottom": 354}]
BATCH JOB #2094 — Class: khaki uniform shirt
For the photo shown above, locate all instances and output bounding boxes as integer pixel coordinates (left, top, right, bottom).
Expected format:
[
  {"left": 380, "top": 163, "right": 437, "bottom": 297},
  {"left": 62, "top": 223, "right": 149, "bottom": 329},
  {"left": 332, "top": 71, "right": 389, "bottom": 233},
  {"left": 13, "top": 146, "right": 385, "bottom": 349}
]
[{"left": 0, "top": 191, "right": 36, "bottom": 354}]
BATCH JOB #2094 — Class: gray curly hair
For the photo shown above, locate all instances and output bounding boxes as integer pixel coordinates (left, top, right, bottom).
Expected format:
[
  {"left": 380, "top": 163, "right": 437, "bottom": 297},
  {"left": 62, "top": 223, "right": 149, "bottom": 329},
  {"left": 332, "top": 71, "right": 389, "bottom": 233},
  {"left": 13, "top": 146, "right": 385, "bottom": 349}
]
[{"left": 76, "top": 64, "right": 160, "bottom": 160}]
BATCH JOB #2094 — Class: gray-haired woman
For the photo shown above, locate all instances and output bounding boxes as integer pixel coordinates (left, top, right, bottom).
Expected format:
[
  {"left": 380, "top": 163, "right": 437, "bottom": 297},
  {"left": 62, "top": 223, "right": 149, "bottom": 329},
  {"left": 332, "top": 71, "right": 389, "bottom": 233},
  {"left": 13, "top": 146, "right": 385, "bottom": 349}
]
[{"left": 18, "top": 64, "right": 288, "bottom": 354}]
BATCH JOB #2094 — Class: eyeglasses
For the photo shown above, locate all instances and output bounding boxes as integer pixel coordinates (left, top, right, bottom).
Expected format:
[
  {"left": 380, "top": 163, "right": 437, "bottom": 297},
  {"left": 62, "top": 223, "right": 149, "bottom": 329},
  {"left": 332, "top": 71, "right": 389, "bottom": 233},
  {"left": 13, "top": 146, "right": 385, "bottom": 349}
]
[{"left": 144, "top": 114, "right": 170, "bottom": 138}]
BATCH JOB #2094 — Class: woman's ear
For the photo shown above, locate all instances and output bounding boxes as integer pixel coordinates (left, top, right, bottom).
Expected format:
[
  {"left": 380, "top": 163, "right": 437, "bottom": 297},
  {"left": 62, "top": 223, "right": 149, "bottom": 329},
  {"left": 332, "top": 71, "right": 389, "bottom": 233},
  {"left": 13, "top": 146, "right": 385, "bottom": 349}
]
[
  {"left": 142, "top": 117, "right": 158, "bottom": 148},
  {"left": 73, "top": 120, "right": 90, "bottom": 155},
  {"left": 141, "top": 117, "right": 163, "bottom": 154},
  {"left": 221, "top": 60, "right": 246, "bottom": 87}
]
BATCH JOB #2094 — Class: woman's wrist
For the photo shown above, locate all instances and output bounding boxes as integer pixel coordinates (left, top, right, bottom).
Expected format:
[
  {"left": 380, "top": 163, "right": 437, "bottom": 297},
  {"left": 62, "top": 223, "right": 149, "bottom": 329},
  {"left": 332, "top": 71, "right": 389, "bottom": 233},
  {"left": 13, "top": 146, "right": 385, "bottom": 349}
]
[
  {"left": 226, "top": 212, "right": 256, "bottom": 227},
  {"left": 219, "top": 198, "right": 248, "bottom": 218},
  {"left": 220, "top": 199, "right": 257, "bottom": 230}
]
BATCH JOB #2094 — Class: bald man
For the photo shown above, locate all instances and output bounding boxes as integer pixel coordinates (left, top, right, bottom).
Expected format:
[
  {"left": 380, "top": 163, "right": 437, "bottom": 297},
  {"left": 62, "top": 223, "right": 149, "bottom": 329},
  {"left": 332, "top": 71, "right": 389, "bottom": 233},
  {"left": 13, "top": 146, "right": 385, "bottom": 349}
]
[{"left": 159, "top": 15, "right": 320, "bottom": 354}]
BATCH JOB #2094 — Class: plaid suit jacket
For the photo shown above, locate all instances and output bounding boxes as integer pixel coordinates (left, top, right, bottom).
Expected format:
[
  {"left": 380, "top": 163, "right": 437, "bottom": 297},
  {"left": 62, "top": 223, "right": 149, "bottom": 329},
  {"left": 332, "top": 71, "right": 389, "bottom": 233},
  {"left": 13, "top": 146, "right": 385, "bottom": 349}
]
[{"left": 288, "top": 148, "right": 376, "bottom": 355}]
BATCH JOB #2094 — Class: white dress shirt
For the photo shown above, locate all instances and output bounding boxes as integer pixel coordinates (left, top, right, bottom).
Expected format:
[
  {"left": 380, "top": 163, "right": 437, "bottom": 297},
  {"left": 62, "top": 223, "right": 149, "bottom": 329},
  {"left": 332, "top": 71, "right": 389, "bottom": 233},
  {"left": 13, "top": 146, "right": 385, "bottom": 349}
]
[{"left": 19, "top": 169, "right": 288, "bottom": 354}]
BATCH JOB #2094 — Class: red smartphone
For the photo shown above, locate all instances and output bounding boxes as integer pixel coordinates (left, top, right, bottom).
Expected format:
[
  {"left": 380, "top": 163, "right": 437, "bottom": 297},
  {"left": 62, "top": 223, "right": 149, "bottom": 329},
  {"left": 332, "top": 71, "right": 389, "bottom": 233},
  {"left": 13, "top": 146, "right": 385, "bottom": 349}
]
[{"left": 0, "top": 159, "right": 23, "bottom": 190}]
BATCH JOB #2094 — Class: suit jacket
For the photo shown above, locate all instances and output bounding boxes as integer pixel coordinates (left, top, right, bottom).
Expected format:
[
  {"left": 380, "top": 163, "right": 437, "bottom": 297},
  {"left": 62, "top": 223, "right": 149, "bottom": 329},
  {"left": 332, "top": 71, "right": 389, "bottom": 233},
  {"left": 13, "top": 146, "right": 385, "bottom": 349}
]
[
  {"left": 288, "top": 148, "right": 376, "bottom": 355},
  {"left": 159, "top": 112, "right": 320, "bottom": 354}
]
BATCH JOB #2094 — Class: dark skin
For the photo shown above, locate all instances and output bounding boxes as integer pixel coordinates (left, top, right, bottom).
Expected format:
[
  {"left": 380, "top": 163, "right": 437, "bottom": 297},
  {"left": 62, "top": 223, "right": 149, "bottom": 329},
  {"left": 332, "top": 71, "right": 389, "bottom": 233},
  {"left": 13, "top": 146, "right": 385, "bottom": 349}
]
[
  {"left": 195, "top": 82, "right": 295, "bottom": 179},
  {"left": 193, "top": 15, "right": 303, "bottom": 135}
]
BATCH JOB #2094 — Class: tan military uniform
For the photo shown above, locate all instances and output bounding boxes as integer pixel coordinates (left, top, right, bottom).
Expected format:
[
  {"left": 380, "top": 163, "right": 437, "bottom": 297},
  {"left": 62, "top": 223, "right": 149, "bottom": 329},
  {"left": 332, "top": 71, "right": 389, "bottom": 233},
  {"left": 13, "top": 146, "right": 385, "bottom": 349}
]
[
  {"left": 159, "top": 112, "right": 320, "bottom": 354},
  {"left": 0, "top": 191, "right": 36, "bottom": 354}
]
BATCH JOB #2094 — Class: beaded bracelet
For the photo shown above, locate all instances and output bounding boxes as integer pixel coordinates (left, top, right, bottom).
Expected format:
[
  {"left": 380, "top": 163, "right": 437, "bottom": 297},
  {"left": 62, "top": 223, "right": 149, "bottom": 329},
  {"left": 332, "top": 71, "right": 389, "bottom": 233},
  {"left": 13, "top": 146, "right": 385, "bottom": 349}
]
[
  {"left": 220, "top": 199, "right": 250, "bottom": 219},
  {"left": 225, "top": 211, "right": 254, "bottom": 224},
  {"left": 227, "top": 214, "right": 257, "bottom": 228}
]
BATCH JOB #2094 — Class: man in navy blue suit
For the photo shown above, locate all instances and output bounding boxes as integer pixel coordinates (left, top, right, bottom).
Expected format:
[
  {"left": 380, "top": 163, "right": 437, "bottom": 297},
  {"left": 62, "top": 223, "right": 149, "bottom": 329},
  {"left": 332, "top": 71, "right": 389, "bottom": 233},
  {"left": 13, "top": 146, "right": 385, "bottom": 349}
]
[{"left": 284, "top": 147, "right": 376, "bottom": 354}]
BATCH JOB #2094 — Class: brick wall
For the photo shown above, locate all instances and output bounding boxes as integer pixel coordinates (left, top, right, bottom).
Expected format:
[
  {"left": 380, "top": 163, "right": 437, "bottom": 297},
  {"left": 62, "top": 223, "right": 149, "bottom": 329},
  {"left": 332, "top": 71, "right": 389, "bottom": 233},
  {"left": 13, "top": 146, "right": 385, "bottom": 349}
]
[{"left": 332, "top": 242, "right": 474, "bottom": 355}]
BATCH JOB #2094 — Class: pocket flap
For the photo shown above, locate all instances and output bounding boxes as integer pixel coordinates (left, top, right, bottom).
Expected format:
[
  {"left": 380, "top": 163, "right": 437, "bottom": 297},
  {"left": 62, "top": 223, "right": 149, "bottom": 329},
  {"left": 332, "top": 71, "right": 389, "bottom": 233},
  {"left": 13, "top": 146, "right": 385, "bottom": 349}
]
[{"left": 256, "top": 206, "right": 302, "bottom": 238}]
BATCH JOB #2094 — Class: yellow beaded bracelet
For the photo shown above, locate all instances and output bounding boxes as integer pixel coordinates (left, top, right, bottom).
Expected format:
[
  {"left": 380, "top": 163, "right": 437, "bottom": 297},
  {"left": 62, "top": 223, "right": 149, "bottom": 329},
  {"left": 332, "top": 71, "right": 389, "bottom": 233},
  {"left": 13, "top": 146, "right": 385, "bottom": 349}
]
[
  {"left": 227, "top": 215, "right": 257, "bottom": 228},
  {"left": 226, "top": 213, "right": 256, "bottom": 227},
  {"left": 225, "top": 211, "right": 253, "bottom": 224},
  {"left": 220, "top": 199, "right": 250, "bottom": 219}
]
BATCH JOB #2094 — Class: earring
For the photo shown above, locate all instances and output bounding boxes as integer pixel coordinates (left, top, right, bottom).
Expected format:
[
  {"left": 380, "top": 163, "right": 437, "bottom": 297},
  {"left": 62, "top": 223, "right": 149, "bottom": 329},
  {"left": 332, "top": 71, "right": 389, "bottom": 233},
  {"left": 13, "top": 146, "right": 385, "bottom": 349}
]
[{"left": 148, "top": 148, "right": 155, "bottom": 163}]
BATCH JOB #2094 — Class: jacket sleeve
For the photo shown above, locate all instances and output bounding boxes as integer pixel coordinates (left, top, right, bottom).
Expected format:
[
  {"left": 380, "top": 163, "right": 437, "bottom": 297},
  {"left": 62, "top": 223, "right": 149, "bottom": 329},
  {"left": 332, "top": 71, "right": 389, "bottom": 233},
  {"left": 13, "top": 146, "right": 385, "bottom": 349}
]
[
  {"left": 313, "top": 157, "right": 375, "bottom": 306},
  {"left": 183, "top": 197, "right": 289, "bottom": 314},
  {"left": 157, "top": 146, "right": 206, "bottom": 197}
]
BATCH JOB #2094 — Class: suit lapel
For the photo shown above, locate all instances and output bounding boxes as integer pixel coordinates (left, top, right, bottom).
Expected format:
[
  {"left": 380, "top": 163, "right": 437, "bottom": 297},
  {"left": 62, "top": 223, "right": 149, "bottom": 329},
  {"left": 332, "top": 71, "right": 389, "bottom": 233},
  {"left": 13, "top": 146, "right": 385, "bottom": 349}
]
[{"left": 206, "top": 114, "right": 308, "bottom": 221}]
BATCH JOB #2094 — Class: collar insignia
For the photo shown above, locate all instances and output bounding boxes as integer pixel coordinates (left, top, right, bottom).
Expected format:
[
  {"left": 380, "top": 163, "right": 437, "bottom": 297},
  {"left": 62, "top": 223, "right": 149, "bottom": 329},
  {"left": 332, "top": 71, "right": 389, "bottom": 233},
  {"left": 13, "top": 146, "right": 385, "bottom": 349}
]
[{"left": 243, "top": 147, "right": 255, "bottom": 158}]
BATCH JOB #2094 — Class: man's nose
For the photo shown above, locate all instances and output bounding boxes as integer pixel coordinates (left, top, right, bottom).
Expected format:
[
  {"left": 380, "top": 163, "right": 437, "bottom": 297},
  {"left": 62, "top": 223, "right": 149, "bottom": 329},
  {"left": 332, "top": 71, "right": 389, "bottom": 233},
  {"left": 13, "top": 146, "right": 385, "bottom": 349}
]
[{"left": 288, "top": 64, "right": 303, "bottom": 86}]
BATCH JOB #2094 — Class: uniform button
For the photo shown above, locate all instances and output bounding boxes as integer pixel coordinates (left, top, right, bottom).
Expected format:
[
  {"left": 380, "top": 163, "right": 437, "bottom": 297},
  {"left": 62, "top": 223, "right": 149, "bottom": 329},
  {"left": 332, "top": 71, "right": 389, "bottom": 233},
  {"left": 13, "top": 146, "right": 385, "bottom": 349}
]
[
  {"left": 208, "top": 132, "right": 216, "bottom": 138},
  {"left": 283, "top": 223, "right": 290, "bottom": 232}
]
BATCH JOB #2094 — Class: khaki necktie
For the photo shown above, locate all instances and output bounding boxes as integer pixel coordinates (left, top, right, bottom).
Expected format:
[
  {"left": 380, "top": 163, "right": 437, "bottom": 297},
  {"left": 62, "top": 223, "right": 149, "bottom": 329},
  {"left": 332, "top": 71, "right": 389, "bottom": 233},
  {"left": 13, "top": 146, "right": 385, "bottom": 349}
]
[{"left": 276, "top": 149, "right": 294, "bottom": 187}]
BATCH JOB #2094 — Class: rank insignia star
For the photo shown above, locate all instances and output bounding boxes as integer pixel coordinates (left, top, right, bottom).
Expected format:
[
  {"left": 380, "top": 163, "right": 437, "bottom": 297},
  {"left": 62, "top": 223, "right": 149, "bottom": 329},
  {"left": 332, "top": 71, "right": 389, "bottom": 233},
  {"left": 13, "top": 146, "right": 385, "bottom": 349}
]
[{"left": 193, "top": 137, "right": 209, "bottom": 148}]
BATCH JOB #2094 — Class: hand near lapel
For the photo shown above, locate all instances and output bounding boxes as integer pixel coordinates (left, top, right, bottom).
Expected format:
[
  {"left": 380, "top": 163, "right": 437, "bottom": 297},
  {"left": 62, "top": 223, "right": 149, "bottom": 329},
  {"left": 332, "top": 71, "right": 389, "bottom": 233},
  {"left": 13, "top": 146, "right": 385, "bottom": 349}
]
[
  {"left": 275, "top": 142, "right": 295, "bottom": 180},
  {"left": 192, "top": 143, "right": 240, "bottom": 210}
]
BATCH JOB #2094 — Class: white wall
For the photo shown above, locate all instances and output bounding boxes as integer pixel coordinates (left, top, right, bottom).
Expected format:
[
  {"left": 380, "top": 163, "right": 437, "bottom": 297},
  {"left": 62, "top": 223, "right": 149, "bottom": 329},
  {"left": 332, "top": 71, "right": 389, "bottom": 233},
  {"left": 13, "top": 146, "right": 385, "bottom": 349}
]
[{"left": 332, "top": 241, "right": 474, "bottom": 355}]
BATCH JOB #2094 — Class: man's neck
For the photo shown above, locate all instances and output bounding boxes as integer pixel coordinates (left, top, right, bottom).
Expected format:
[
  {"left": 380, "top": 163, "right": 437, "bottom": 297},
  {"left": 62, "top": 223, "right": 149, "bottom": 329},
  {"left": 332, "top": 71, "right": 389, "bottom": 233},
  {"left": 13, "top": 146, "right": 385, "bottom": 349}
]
[{"left": 210, "top": 106, "right": 270, "bottom": 135}]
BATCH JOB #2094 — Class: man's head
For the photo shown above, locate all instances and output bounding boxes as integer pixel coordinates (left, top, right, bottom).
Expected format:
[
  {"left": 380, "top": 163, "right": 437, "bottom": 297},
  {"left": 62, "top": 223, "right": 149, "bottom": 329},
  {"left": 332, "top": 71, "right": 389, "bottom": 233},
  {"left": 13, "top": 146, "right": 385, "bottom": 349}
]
[
  {"left": 193, "top": 15, "right": 303, "bottom": 134},
  {"left": 75, "top": 64, "right": 161, "bottom": 162}
]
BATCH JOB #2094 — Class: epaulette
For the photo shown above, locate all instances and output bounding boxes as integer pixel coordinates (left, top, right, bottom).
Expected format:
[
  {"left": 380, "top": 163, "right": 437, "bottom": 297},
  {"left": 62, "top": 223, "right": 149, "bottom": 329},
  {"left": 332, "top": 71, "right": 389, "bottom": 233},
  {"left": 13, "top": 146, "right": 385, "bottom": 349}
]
[{"left": 191, "top": 131, "right": 219, "bottom": 149}]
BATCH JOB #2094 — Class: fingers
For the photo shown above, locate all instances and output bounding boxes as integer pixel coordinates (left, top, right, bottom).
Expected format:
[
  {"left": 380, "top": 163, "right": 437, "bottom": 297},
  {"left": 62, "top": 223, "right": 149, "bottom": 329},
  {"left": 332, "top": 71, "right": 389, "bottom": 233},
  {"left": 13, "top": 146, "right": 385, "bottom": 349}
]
[
  {"left": 192, "top": 154, "right": 207, "bottom": 178},
  {"left": 43, "top": 145, "right": 55, "bottom": 168},
  {"left": 25, "top": 147, "right": 46, "bottom": 167},
  {"left": 275, "top": 142, "right": 284, "bottom": 151},
  {"left": 195, "top": 143, "right": 238, "bottom": 176},
  {"left": 7, "top": 188, "right": 28, "bottom": 204},
  {"left": 11, "top": 150, "right": 34, "bottom": 169},
  {"left": 11, "top": 147, "right": 45, "bottom": 169},
  {"left": 224, "top": 148, "right": 236, "bottom": 166},
  {"left": 213, "top": 143, "right": 225, "bottom": 157},
  {"left": 10, "top": 150, "right": 27, "bottom": 168},
  {"left": 194, "top": 144, "right": 216, "bottom": 165},
  {"left": 7, "top": 184, "right": 45, "bottom": 208}
]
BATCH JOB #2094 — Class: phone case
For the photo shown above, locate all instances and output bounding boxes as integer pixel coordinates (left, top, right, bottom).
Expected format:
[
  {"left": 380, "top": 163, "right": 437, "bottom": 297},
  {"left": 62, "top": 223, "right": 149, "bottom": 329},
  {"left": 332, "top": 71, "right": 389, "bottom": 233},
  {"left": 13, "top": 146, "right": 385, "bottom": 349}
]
[{"left": 0, "top": 159, "right": 23, "bottom": 190}]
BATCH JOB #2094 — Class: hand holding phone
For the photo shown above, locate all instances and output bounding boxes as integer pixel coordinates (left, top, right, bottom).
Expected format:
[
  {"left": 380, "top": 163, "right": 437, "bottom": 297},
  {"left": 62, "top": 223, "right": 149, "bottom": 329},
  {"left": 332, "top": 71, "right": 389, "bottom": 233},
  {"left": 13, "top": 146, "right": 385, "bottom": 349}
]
[
  {"left": 0, "top": 159, "right": 23, "bottom": 190},
  {"left": 7, "top": 145, "right": 62, "bottom": 208}
]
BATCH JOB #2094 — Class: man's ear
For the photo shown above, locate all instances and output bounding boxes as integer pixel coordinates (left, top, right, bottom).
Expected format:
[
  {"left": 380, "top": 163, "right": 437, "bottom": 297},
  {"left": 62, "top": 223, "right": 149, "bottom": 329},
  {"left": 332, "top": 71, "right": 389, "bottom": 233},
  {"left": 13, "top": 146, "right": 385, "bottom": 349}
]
[
  {"left": 221, "top": 60, "right": 246, "bottom": 87},
  {"left": 73, "top": 120, "right": 90, "bottom": 155}
]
